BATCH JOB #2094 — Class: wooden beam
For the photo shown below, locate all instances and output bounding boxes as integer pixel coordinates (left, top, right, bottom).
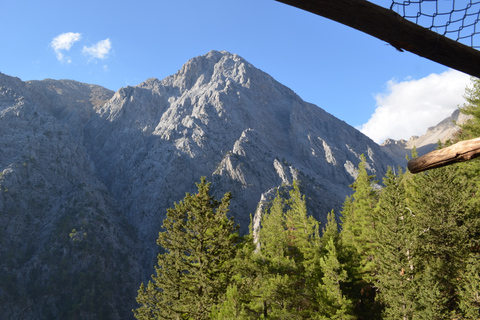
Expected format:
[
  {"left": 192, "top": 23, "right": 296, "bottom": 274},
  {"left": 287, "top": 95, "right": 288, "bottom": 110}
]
[
  {"left": 407, "top": 137, "right": 480, "bottom": 173},
  {"left": 275, "top": 0, "right": 480, "bottom": 78}
]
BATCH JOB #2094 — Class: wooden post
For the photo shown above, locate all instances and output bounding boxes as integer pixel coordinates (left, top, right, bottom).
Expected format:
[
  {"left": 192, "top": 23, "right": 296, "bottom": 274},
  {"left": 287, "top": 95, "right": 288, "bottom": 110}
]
[
  {"left": 275, "top": 0, "right": 480, "bottom": 78},
  {"left": 407, "top": 137, "right": 480, "bottom": 173}
]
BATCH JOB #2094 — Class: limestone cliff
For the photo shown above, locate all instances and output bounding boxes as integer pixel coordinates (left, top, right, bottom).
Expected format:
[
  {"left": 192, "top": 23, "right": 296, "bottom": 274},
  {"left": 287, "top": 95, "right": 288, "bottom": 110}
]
[
  {"left": 0, "top": 50, "right": 400, "bottom": 319},
  {"left": 0, "top": 74, "right": 143, "bottom": 319}
]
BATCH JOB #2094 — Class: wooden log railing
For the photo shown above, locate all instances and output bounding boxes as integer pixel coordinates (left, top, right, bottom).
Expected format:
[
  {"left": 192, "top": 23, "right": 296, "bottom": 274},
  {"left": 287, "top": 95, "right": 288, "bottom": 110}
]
[{"left": 407, "top": 137, "right": 480, "bottom": 173}]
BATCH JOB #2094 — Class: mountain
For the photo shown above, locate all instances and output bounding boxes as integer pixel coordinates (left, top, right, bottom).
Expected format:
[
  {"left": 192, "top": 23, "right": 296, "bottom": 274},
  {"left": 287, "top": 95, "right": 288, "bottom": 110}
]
[
  {"left": 0, "top": 75, "right": 144, "bottom": 318},
  {"left": 0, "top": 50, "right": 400, "bottom": 319},
  {"left": 381, "top": 108, "right": 471, "bottom": 165}
]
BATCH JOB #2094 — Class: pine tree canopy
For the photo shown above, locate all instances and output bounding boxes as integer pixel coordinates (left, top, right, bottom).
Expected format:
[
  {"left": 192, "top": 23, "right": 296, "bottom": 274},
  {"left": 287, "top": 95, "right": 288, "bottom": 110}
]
[
  {"left": 133, "top": 79, "right": 480, "bottom": 320},
  {"left": 134, "top": 177, "right": 239, "bottom": 320}
]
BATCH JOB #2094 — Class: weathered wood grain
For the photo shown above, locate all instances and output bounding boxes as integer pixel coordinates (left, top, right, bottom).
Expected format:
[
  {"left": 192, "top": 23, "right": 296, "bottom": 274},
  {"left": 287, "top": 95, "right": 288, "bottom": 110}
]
[{"left": 407, "top": 137, "right": 480, "bottom": 173}]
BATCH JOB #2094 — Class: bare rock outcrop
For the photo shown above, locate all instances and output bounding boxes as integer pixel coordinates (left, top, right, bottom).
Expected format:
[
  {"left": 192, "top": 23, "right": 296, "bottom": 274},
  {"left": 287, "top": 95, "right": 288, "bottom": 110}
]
[
  {"left": 84, "top": 51, "right": 397, "bottom": 247},
  {"left": 381, "top": 108, "right": 472, "bottom": 165},
  {"left": 0, "top": 73, "right": 142, "bottom": 319},
  {"left": 0, "top": 51, "right": 400, "bottom": 319}
]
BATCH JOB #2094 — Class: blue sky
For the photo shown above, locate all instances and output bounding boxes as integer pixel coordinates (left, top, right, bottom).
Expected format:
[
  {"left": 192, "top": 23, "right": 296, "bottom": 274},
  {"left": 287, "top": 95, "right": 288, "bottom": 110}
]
[{"left": 0, "top": 0, "right": 474, "bottom": 143}]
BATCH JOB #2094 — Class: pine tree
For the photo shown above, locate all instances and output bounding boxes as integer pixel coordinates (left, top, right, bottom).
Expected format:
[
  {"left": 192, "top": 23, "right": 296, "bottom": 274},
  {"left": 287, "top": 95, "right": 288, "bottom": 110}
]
[
  {"left": 314, "top": 211, "right": 354, "bottom": 320},
  {"left": 374, "top": 168, "right": 416, "bottom": 319},
  {"left": 448, "top": 76, "right": 480, "bottom": 319},
  {"left": 253, "top": 190, "right": 299, "bottom": 318},
  {"left": 315, "top": 238, "right": 355, "bottom": 320},
  {"left": 406, "top": 163, "right": 480, "bottom": 317},
  {"left": 239, "top": 189, "right": 297, "bottom": 319},
  {"left": 413, "top": 261, "right": 450, "bottom": 319},
  {"left": 134, "top": 177, "right": 239, "bottom": 320},
  {"left": 456, "top": 253, "right": 480, "bottom": 319},
  {"left": 339, "top": 155, "right": 381, "bottom": 319},
  {"left": 457, "top": 77, "right": 480, "bottom": 140},
  {"left": 240, "top": 182, "right": 322, "bottom": 319},
  {"left": 320, "top": 210, "right": 340, "bottom": 257},
  {"left": 341, "top": 155, "right": 379, "bottom": 280},
  {"left": 210, "top": 285, "right": 244, "bottom": 320},
  {"left": 209, "top": 224, "right": 263, "bottom": 320},
  {"left": 284, "top": 182, "right": 323, "bottom": 300}
]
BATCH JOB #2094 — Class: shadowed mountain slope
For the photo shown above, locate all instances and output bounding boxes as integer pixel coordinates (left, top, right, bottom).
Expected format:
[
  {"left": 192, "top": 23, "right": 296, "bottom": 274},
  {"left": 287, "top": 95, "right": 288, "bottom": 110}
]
[{"left": 0, "top": 50, "right": 400, "bottom": 319}]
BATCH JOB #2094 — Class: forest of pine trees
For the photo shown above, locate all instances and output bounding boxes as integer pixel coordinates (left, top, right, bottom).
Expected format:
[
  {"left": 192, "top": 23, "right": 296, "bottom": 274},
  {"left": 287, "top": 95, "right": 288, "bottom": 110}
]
[{"left": 135, "top": 79, "right": 480, "bottom": 319}]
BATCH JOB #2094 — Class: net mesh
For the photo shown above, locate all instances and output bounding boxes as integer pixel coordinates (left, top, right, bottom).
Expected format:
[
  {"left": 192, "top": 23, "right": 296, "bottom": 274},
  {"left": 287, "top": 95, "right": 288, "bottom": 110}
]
[{"left": 390, "top": 0, "right": 480, "bottom": 48}]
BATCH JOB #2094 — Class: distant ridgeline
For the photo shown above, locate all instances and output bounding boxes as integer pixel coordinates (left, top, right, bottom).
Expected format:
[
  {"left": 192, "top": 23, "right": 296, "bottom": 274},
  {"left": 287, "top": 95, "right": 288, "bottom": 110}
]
[{"left": 2, "top": 51, "right": 475, "bottom": 319}]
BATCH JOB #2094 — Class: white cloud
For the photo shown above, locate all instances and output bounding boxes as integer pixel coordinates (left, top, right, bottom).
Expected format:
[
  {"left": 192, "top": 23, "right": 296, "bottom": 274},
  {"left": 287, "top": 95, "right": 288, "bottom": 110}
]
[
  {"left": 359, "top": 70, "right": 471, "bottom": 144},
  {"left": 82, "top": 38, "right": 112, "bottom": 61},
  {"left": 50, "top": 32, "right": 82, "bottom": 63}
]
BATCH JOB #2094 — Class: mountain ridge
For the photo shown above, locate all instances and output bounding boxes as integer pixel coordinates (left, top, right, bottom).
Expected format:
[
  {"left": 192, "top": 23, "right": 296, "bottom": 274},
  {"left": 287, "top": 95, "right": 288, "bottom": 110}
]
[
  {"left": 381, "top": 108, "right": 471, "bottom": 164},
  {"left": 83, "top": 51, "right": 397, "bottom": 239},
  {"left": 1, "top": 50, "right": 400, "bottom": 319},
  {"left": 0, "top": 72, "right": 142, "bottom": 318}
]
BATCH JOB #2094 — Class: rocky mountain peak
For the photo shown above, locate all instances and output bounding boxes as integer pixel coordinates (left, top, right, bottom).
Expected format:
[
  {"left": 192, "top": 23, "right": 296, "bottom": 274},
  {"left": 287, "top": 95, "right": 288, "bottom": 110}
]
[
  {"left": 0, "top": 50, "right": 401, "bottom": 319},
  {"left": 163, "top": 50, "right": 253, "bottom": 91},
  {"left": 82, "top": 50, "right": 398, "bottom": 240}
]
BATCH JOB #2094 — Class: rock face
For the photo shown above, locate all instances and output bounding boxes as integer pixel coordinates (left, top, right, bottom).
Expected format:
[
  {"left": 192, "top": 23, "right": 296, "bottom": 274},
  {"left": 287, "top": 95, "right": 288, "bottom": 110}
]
[
  {"left": 84, "top": 51, "right": 399, "bottom": 257},
  {"left": 0, "top": 50, "right": 399, "bottom": 319},
  {"left": 381, "top": 108, "right": 471, "bottom": 165},
  {"left": 0, "top": 75, "right": 144, "bottom": 319}
]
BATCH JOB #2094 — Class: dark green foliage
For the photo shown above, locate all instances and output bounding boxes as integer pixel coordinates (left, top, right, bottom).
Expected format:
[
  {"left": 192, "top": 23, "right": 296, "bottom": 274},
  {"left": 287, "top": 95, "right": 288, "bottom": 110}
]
[
  {"left": 134, "top": 177, "right": 239, "bottom": 320},
  {"left": 315, "top": 211, "right": 355, "bottom": 320},
  {"left": 320, "top": 210, "right": 340, "bottom": 256},
  {"left": 340, "top": 155, "right": 380, "bottom": 280},
  {"left": 136, "top": 159, "right": 480, "bottom": 319},
  {"left": 456, "top": 254, "right": 480, "bottom": 319},
  {"left": 136, "top": 77, "right": 480, "bottom": 318},
  {"left": 408, "top": 166, "right": 478, "bottom": 264},
  {"left": 405, "top": 162, "right": 480, "bottom": 318},
  {"left": 222, "top": 183, "right": 354, "bottom": 319},
  {"left": 339, "top": 155, "right": 382, "bottom": 319},
  {"left": 210, "top": 284, "right": 243, "bottom": 319},
  {"left": 239, "top": 182, "right": 321, "bottom": 319},
  {"left": 414, "top": 262, "right": 450, "bottom": 319},
  {"left": 457, "top": 77, "right": 480, "bottom": 140},
  {"left": 374, "top": 168, "right": 416, "bottom": 319},
  {"left": 371, "top": 153, "right": 480, "bottom": 319},
  {"left": 371, "top": 155, "right": 480, "bottom": 319}
]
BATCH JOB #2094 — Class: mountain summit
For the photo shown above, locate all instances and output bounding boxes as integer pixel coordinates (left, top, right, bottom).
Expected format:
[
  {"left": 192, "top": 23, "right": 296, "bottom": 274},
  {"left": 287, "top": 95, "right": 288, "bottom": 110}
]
[
  {"left": 0, "top": 50, "right": 398, "bottom": 318},
  {"left": 84, "top": 50, "right": 396, "bottom": 239}
]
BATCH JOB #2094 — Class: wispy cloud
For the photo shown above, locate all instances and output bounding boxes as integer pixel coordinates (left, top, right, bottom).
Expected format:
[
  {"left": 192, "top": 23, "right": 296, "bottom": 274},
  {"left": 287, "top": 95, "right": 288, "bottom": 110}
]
[
  {"left": 359, "top": 70, "right": 471, "bottom": 144},
  {"left": 50, "top": 32, "right": 82, "bottom": 63},
  {"left": 82, "top": 39, "right": 112, "bottom": 61}
]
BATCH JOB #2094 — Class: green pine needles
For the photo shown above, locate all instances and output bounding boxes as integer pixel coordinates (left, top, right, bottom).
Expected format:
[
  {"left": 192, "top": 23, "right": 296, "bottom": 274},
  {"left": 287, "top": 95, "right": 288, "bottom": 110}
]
[
  {"left": 134, "top": 177, "right": 239, "bottom": 320},
  {"left": 135, "top": 164, "right": 480, "bottom": 319},
  {"left": 135, "top": 78, "right": 480, "bottom": 320}
]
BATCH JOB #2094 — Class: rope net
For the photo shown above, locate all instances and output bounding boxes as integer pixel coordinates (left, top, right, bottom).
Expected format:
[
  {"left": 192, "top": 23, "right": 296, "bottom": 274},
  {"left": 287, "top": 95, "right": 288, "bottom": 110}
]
[{"left": 390, "top": 0, "right": 480, "bottom": 48}]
